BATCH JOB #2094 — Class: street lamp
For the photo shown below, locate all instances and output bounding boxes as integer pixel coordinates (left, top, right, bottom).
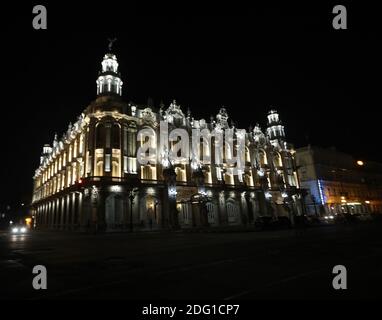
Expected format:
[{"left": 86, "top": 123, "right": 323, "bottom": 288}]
[
  {"left": 129, "top": 188, "right": 138, "bottom": 232},
  {"left": 356, "top": 160, "right": 364, "bottom": 166},
  {"left": 154, "top": 199, "right": 159, "bottom": 221}
]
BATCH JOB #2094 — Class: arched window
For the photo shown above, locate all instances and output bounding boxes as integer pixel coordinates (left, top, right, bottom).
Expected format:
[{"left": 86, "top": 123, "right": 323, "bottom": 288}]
[
  {"left": 227, "top": 201, "right": 239, "bottom": 223},
  {"left": 96, "top": 123, "right": 105, "bottom": 149},
  {"left": 68, "top": 145, "right": 72, "bottom": 162},
  {"left": 224, "top": 171, "right": 234, "bottom": 185},
  {"left": 79, "top": 134, "right": 84, "bottom": 154},
  {"left": 141, "top": 165, "right": 152, "bottom": 180},
  {"left": 259, "top": 150, "right": 267, "bottom": 166},
  {"left": 95, "top": 148, "right": 104, "bottom": 176},
  {"left": 96, "top": 161, "right": 104, "bottom": 176},
  {"left": 73, "top": 140, "right": 77, "bottom": 158},
  {"left": 175, "top": 166, "right": 186, "bottom": 182},
  {"left": 273, "top": 152, "right": 282, "bottom": 168},
  {"left": 112, "top": 124, "right": 120, "bottom": 149},
  {"left": 244, "top": 172, "right": 254, "bottom": 187},
  {"left": 224, "top": 143, "right": 232, "bottom": 161},
  {"left": 112, "top": 160, "right": 119, "bottom": 177},
  {"left": 206, "top": 202, "right": 217, "bottom": 224}
]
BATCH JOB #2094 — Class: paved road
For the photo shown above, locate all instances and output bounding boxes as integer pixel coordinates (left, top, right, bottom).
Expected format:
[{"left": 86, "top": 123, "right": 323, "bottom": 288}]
[{"left": 1, "top": 223, "right": 382, "bottom": 299}]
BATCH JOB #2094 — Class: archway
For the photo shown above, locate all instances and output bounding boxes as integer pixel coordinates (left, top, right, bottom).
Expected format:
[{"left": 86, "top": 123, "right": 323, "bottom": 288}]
[{"left": 226, "top": 199, "right": 240, "bottom": 225}]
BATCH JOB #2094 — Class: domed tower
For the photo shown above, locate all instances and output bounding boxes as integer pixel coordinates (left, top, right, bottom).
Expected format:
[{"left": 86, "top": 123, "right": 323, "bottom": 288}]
[
  {"left": 266, "top": 109, "right": 285, "bottom": 148},
  {"left": 96, "top": 39, "right": 123, "bottom": 96}
]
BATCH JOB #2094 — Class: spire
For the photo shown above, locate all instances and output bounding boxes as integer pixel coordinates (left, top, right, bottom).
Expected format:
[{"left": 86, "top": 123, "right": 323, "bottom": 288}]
[
  {"left": 108, "top": 38, "right": 117, "bottom": 52},
  {"left": 96, "top": 40, "right": 123, "bottom": 96}
]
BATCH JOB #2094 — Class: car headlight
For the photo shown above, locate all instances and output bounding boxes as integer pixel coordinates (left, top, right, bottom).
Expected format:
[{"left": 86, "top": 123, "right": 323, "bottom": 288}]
[
  {"left": 20, "top": 227, "right": 27, "bottom": 233},
  {"left": 12, "top": 227, "right": 19, "bottom": 233},
  {"left": 329, "top": 215, "right": 334, "bottom": 220}
]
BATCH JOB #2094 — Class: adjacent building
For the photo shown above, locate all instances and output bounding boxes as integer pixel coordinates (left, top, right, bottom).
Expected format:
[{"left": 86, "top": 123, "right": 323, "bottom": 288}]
[
  {"left": 296, "top": 145, "right": 382, "bottom": 215},
  {"left": 31, "top": 47, "right": 305, "bottom": 231}
]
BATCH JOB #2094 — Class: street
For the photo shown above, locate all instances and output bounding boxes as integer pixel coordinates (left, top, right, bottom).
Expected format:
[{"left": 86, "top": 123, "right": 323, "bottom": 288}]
[{"left": 1, "top": 223, "right": 382, "bottom": 299}]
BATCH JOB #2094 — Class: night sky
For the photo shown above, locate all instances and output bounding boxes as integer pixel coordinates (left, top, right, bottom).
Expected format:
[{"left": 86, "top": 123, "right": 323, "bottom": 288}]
[{"left": 0, "top": 3, "right": 380, "bottom": 208}]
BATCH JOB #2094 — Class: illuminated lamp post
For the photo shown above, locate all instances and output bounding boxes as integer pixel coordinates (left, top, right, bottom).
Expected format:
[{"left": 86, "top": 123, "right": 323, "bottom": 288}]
[
  {"left": 129, "top": 188, "right": 138, "bottom": 232},
  {"left": 154, "top": 199, "right": 159, "bottom": 222}
]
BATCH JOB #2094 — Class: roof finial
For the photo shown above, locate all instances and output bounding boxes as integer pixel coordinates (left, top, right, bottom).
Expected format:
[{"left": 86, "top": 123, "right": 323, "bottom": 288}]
[{"left": 108, "top": 38, "right": 117, "bottom": 52}]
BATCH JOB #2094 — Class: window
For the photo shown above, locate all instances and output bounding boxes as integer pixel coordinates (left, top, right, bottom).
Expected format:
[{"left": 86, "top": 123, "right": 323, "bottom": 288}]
[
  {"left": 273, "top": 153, "right": 282, "bottom": 167},
  {"left": 96, "top": 124, "right": 105, "bottom": 149},
  {"left": 74, "top": 140, "right": 77, "bottom": 158},
  {"left": 105, "top": 154, "right": 111, "bottom": 172},
  {"left": 95, "top": 149, "right": 104, "bottom": 176},
  {"left": 224, "top": 172, "right": 234, "bottom": 185},
  {"left": 206, "top": 202, "right": 216, "bottom": 224},
  {"left": 79, "top": 134, "right": 84, "bottom": 154},
  {"left": 112, "top": 124, "right": 120, "bottom": 149},
  {"left": 112, "top": 161, "right": 119, "bottom": 177},
  {"left": 69, "top": 145, "right": 72, "bottom": 162},
  {"left": 259, "top": 150, "right": 267, "bottom": 166},
  {"left": 175, "top": 166, "right": 186, "bottom": 182},
  {"left": 141, "top": 165, "right": 152, "bottom": 180},
  {"left": 96, "top": 161, "right": 104, "bottom": 176},
  {"left": 227, "top": 201, "right": 239, "bottom": 223}
]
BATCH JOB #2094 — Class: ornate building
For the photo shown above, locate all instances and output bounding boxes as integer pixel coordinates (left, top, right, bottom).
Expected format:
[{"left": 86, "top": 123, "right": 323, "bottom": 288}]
[{"left": 31, "top": 47, "right": 304, "bottom": 231}]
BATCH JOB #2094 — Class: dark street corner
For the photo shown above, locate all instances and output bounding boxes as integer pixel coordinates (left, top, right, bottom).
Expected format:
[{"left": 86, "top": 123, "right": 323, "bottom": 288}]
[{"left": 1, "top": 222, "right": 382, "bottom": 300}]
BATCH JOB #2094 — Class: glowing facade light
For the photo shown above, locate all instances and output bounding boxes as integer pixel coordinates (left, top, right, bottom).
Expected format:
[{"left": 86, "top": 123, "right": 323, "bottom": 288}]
[
  {"left": 168, "top": 187, "right": 177, "bottom": 197},
  {"left": 356, "top": 160, "right": 364, "bottom": 166},
  {"left": 317, "top": 179, "right": 325, "bottom": 205},
  {"left": 110, "top": 185, "right": 122, "bottom": 192},
  {"left": 147, "top": 187, "right": 155, "bottom": 195}
]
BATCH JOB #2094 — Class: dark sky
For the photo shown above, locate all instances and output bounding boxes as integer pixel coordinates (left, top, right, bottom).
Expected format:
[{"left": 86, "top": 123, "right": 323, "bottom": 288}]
[{"left": 0, "top": 3, "right": 380, "bottom": 207}]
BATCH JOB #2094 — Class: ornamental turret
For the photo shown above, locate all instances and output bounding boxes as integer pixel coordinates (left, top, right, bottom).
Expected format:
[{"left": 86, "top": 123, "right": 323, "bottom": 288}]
[
  {"left": 96, "top": 39, "right": 123, "bottom": 96},
  {"left": 266, "top": 109, "right": 285, "bottom": 148}
]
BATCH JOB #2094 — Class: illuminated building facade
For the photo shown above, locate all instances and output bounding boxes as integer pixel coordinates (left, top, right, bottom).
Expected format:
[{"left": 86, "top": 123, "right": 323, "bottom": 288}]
[
  {"left": 31, "top": 49, "right": 304, "bottom": 231},
  {"left": 296, "top": 146, "right": 382, "bottom": 215}
]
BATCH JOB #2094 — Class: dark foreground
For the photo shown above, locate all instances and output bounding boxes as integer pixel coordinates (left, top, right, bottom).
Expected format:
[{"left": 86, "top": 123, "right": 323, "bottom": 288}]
[{"left": 0, "top": 223, "right": 381, "bottom": 300}]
